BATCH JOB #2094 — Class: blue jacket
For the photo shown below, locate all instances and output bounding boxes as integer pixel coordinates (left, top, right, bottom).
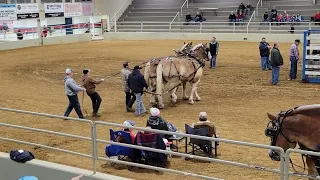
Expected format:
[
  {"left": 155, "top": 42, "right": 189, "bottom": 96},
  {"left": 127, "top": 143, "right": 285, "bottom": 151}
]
[
  {"left": 128, "top": 69, "right": 148, "bottom": 93},
  {"left": 259, "top": 41, "right": 270, "bottom": 57}
]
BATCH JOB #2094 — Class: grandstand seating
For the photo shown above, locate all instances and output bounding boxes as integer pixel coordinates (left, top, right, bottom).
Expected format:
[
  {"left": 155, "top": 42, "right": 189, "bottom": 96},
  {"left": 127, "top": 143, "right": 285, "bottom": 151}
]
[{"left": 113, "top": 0, "right": 320, "bottom": 34}]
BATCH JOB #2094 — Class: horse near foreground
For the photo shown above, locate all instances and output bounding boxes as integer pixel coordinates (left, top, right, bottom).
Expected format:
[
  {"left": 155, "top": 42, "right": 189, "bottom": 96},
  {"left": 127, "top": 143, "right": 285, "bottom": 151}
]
[
  {"left": 144, "top": 42, "right": 194, "bottom": 107},
  {"left": 155, "top": 43, "right": 209, "bottom": 109},
  {"left": 265, "top": 105, "right": 320, "bottom": 179}
]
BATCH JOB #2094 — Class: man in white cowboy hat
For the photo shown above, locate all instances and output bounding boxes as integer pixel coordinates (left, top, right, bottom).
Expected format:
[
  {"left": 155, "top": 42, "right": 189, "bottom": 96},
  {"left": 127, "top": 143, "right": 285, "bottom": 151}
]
[{"left": 64, "top": 68, "right": 86, "bottom": 119}]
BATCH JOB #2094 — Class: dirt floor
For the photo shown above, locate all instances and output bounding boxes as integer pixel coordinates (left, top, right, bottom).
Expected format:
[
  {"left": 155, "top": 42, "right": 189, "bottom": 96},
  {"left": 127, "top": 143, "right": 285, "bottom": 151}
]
[{"left": 0, "top": 40, "right": 319, "bottom": 180}]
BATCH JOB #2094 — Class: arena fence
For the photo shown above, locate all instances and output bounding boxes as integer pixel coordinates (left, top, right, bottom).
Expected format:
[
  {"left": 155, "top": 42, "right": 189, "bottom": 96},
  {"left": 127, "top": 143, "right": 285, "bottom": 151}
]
[{"left": 1, "top": 107, "right": 317, "bottom": 180}]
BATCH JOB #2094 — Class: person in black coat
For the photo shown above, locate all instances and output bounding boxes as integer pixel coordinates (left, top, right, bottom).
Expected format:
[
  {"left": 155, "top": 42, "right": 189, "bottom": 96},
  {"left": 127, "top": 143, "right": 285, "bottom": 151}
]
[{"left": 128, "top": 65, "right": 148, "bottom": 116}]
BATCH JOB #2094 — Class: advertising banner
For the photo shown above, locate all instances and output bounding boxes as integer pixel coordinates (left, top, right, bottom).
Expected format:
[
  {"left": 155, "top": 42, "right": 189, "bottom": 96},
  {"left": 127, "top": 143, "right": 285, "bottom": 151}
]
[
  {"left": 64, "top": 3, "right": 82, "bottom": 17},
  {"left": 16, "top": 4, "right": 39, "bottom": 19},
  {"left": 81, "top": 2, "right": 92, "bottom": 16},
  {"left": 0, "top": 4, "right": 17, "bottom": 21},
  {"left": 44, "top": 3, "right": 64, "bottom": 18}
]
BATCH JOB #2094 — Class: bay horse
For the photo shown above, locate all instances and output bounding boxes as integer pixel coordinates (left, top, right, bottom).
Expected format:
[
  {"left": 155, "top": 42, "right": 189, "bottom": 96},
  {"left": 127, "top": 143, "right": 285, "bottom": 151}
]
[
  {"left": 265, "top": 105, "right": 320, "bottom": 179},
  {"left": 155, "top": 43, "right": 209, "bottom": 109},
  {"left": 144, "top": 42, "right": 194, "bottom": 106}
]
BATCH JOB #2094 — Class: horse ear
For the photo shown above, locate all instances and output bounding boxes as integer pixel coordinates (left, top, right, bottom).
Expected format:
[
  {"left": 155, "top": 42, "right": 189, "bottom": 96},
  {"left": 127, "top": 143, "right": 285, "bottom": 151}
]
[
  {"left": 267, "top": 113, "right": 276, "bottom": 120},
  {"left": 190, "top": 42, "right": 193, "bottom": 45},
  {"left": 204, "top": 43, "right": 207, "bottom": 47},
  {"left": 184, "top": 42, "right": 186, "bottom": 44}
]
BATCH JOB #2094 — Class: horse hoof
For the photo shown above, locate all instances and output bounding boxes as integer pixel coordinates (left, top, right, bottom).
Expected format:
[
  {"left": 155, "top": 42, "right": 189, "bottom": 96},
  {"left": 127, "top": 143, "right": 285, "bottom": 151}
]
[
  {"left": 183, "top": 97, "right": 189, "bottom": 100},
  {"left": 196, "top": 98, "right": 201, "bottom": 101},
  {"left": 189, "top": 100, "right": 194, "bottom": 105},
  {"left": 158, "top": 105, "right": 164, "bottom": 109},
  {"left": 171, "top": 100, "right": 176, "bottom": 104}
]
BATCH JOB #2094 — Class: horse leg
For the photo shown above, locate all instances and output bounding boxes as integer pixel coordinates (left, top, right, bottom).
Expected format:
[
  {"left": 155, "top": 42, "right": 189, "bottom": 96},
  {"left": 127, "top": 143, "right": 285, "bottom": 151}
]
[
  {"left": 170, "top": 87, "right": 178, "bottom": 104},
  {"left": 182, "top": 81, "right": 189, "bottom": 100},
  {"left": 189, "top": 81, "right": 199, "bottom": 105},
  {"left": 194, "top": 80, "right": 201, "bottom": 101},
  {"left": 306, "top": 156, "right": 318, "bottom": 179}
]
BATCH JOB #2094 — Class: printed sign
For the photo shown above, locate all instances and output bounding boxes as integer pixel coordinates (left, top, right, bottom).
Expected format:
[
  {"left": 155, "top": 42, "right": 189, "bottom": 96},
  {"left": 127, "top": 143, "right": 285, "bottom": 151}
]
[
  {"left": 0, "top": 4, "right": 17, "bottom": 21},
  {"left": 82, "top": 2, "right": 92, "bottom": 16},
  {"left": 44, "top": 3, "right": 64, "bottom": 18},
  {"left": 16, "top": 4, "right": 39, "bottom": 19},
  {"left": 0, "top": 20, "right": 13, "bottom": 29},
  {"left": 64, "top": 3, "right": 82, "bottom": 17}
]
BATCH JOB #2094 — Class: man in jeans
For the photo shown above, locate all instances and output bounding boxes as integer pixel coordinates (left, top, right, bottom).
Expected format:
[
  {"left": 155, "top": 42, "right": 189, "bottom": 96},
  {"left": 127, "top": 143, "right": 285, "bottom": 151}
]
[
  {"left": 121, "top": 61, "right": 135, "bottom": 112},
  {"left": 128, "top": 65, "right": 148, "bottom": 117},
  {"left": 64, "top": 68, "right": 86, "bottom": 119},
  {"left": 270, "top": 43, "right": 283, "bottom": 85},
  {"left": 289, "top": 39, "right": 300, "bottom": 80},
  {"left": 259, "top": 37, "right": 271, "bottom": 71},
  {"left": 81, "top": 68, "right": 104, "bottom": 117},
  {"left": 209, "top": 37, "right": 219, "bottom": 69}
]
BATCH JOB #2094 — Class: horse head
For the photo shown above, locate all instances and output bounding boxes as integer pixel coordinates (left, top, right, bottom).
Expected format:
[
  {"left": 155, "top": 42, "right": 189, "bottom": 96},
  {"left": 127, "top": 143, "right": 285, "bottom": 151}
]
[
  {"left": 191, "top": 43, "right": 210, "bottom": 65},
  {"left": 265, "top": 111, "right": 298, "bottom": 161},
  {"left": 175, "top": 42, "right": 193, "bottom": 56}
]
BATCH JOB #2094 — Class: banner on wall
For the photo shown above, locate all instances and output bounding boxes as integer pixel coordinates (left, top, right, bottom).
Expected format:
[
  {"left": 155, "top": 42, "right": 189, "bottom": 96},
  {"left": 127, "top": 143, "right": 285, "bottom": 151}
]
[
  {"left": 0, "top": 20, "right": 13, "bottom": 29},
  {"left": 16, "top": 4, "right": 39, "bottom": 19},
  {"left": 44, "top": 3, "right": 64, "bottom": 18},
  {"left": 64, "top": 3, "right": 82, "bottom": 17},
  {"left": 0, "top": 4, "right": 17, "bottom": 21},
  {"left": 81, "top": 2, "right": 92, "bottom": 16}
]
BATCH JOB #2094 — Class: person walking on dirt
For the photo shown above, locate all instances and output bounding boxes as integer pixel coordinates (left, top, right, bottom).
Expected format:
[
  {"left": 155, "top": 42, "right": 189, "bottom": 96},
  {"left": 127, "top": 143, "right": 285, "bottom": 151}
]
[
  {"left": 259, "top": 37, "right": 272, "bottom": 71},
  {"left": 121, "top": 61, "right": 135, "bottom": 112},
  {"left": 81, "top": 68, "right": 104, "bottom": 117},
  {"left": 128, "top": 65, "right": 148, "bottom": 117},
  {"left": 64, "top": 68, "right": 86, "bottom": 119}
]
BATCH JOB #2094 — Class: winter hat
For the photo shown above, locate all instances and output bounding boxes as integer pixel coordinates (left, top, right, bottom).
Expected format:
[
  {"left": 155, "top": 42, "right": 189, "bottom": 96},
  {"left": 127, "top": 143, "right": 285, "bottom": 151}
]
[
  {"left": 123, "top": 120, "right": 135, "bottom": 127},
  {"left": 150, "top": 108, "right": 160, "bottom": 117},
  {"left": 199, "top": 112, "right": 207, "bottom": 121}
]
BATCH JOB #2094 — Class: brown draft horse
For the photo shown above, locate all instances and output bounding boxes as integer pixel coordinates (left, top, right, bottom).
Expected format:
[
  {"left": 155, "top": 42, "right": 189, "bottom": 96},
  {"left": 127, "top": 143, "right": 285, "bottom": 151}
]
[{"left": 265, "top": 105, "right": 320, "bottom": 178}]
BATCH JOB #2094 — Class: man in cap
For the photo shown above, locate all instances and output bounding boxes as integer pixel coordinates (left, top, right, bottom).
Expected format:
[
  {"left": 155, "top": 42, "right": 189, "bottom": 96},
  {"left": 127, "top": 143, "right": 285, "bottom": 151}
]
[
  {"left": 259, "top": 37, "right": 272, "bottom": 71},
  {"left": 121, "top": 61, "right": 135, "bottom": 112},
  {"left": 128, "top": 65, "right": 148, "bottom": 116},
  {"left": 81, "top": 68, "right": 104, "bottom": 117},
  {"left": 270, "top": 43, "right": 283, "bottom": 85},
  {"left": 64, "top": 68, "right": 86, "bottom": 119},
  {"left": 289, "top": 39, "right": 301, "bottom": 80}
]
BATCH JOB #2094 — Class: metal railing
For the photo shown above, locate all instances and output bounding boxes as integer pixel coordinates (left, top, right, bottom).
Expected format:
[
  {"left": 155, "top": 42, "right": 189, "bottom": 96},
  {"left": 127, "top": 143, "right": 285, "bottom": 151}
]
[
  {"left": 114, "top": 21, "right": 315, "bottom": 34},
  {"left": 180, "top": 0, "right": 189, "bottom": 17},
  {"left": 256, "top": 0, "right": 263, "bottom": 16},
  {"left": 170, "top": 12, "right": 180, "bottom": 32},
  {"left": 111, "top": 0, "right": 132, "bottom": 32},
  {"left": 0, "top": 107, "right": 290, "bottom": 180},
  {"left": 247, "top": 10, "right": 256, "bottom": 33}
]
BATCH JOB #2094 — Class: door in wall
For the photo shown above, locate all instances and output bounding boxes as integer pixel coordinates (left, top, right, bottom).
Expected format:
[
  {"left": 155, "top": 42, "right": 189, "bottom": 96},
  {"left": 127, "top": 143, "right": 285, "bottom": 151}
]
[{"left": 65, "top": 17, "right": 73, "bottom": 35}]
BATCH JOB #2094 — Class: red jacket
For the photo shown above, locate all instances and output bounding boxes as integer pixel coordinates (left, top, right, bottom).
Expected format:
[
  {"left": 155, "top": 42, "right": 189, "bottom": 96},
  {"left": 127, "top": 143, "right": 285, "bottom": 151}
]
[
  {"left": 237, "top": 13, "right": 244, "bottom": 19},
  {"left": 315, "top": 13, "right": 320, "bottom": 20}
]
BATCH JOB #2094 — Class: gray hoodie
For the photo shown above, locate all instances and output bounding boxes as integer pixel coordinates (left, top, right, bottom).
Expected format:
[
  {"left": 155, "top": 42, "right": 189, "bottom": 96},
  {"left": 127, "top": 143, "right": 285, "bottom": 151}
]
[{"left": 64, "top": 76, "right": 84, "bottom": 96}]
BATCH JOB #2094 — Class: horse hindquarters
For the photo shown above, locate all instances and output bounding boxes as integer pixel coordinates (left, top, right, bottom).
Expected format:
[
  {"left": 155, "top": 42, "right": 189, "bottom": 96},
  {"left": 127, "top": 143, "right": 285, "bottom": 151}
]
[{"left": 156, "top": 62, "right": 165, "bottom": 109}]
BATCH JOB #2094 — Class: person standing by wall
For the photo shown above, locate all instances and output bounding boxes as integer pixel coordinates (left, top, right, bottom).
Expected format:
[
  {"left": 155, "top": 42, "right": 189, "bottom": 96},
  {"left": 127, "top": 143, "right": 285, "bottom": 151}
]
[
  {"left": 270, "top": 43, "right": 283, "bottom": 85},
  {"left": 121, "top": 61, "right": 135, "bottom": 112},
  {"left": 128, "top": 65, "right": 148, "bottom": 117},
  {"left": 209, "top": 37, "right": 219, "bottom": 69},
  {"left": 289, "top": 39, "right": 300, "bottom": 81},
  {"left": 259, "top": 37, "right": 271, "bottom": 71},
  {"left": 64, "top": 68, "right": 86, "bottom": 119},
  {"left": 81, "top": 68, "right": 104, "bottom": 117}
]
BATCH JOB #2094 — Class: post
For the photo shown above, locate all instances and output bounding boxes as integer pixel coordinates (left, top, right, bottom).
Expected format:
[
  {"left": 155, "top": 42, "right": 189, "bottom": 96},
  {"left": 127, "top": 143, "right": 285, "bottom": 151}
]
[
  {"left": 187, "top": 0, "right": 188, "bottom": 8},
  {"left": 181, "top": 7, "right": 183, "bottom": 18},
  {"left": 284, "top": 152, "right": 290, "bottom": 180},
  {"left": 91, "top": 124, "right": 97, "bottom": 174},
  {"left": 178, "top": 13, "right": 180, "bottom": 21},
  {"left": 60, "top": 25, "right": 63, "bottom": 36},
  {"left": 78, "top": 23, "right": 80, "bottom": 34},
  {"left": 246, "top": 25, "right": 249, "bottom": 34},
  {"left": 114, "top": 14, "right": 117, "bottom": 32},
  {"left": 200, "top": 22, "right": 202, "bottom": 33},
  {"left": 309, "top": 22, "right": 311, "bottom": 30},
  {"left": 269, "top": 22, "right": 271, "bottom": 34},
  {"left": 254, "top": 12, "right": 256, "bottom": 20},
  {"left": 261, "top": 0, "right": 263, "bottom": 6},
  {"left": 169, "top": 23, "right": 172, "bottom": 32},
  {"left": 233, "top": 22, "right": 235, "bottom": 33},
  {"left": 280, "top": 152, "right": 285, "bottom": 180},
  {"left": 141, "top": 22, "right": 143, "bottom": 32},
  {"left": 3, "top": 31, "right": 6, "bottom": 42},
  {"left": 36, "top": 19, "right": 43, "bottom": 46}
]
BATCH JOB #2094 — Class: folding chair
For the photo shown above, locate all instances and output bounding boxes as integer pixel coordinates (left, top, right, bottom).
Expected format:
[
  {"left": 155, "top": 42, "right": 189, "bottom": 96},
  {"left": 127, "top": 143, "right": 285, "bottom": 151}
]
[
  {"left": 132, "top": 131, "right": 168, "bottom": 168},
  {"left": 184, "top": 124, "right": 218, "bottom": 158},
  {"left": 105, "top": 129, "right": 134, "bottom": 164}
]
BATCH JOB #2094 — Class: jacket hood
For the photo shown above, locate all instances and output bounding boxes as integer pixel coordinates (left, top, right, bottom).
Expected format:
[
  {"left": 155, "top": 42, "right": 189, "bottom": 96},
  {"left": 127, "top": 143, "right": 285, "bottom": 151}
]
[
  {"left": 131, "top": 69, "right": 141, "bottom": 76},
  {"left": 148, "top": 116, "right": 161, "bottom": 125}
]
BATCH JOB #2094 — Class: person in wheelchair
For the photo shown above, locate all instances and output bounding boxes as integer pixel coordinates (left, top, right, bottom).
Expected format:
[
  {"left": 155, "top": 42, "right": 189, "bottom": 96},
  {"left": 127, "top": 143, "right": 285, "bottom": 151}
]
[
  {"left": 192, "top": 112, "right": 219, "bottom": 152},
  {"left": 146, "top": 108, "right": 177, "bottom": 139}
]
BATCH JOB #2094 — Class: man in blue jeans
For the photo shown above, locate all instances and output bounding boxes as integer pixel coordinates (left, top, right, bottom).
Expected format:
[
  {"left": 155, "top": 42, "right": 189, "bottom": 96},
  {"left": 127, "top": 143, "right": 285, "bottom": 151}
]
[
  {"left": 270, "top": 43, "right": 283, "bottom": 85},
  {"left": 128, "top": 65, "right": 148, "bottom": 117},
  {"left": 259, "top": 37, "right": 272, "bottom": 71},
  {"left": 64, "top": 68, "right": 86, "bottom": 119},
  {"left": 209, "top": 37, "right": 219, "bottom": 69},
  {"left": 289, "top": 39, "right": 300, "bottom": 80}
]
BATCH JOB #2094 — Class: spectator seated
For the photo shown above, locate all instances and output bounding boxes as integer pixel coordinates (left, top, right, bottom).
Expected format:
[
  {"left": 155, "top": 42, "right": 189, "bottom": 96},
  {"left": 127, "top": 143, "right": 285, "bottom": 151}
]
[
  {"left": 184, "top": 13, "right": 193, "bottom": 25},
  {"left": 228, "top": 11, "right": 236, "bottom": 24},
  {"left": 132, "top": 130, "right": 168, "bottom": 168},
  {"left": 245, "top": 2, "right": 252, "bottom": 16},
  {"left": 236, "top": 12, "right": 244, "bottom": 25},
  {"left": 194, "top": 12, "right": 206, "bottom": 23},
  {"left": 262, "top": 11, "right": 269, "bottom": 22},
  {"left": 105, "top": 129, "right": 134, "bottom": 161},
  {"left": 237, "top": 2, "right": 245, "bottom": 15}
]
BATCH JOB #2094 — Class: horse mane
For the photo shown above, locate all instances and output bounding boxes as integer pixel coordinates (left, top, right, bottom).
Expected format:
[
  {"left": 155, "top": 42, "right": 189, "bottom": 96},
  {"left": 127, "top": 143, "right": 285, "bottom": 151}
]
[
  {"left": 192, "top": 43, "right": 204, "bottom": 51},
  {"left": 292, "top": 104, "right": 320, "bottom": 117}
]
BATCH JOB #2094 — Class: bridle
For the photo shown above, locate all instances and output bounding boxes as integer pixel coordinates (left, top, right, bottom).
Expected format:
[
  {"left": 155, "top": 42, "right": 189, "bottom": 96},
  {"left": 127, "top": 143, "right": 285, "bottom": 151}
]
[{"left": 265, "top": 108, "right": 308, "bottom": 174}]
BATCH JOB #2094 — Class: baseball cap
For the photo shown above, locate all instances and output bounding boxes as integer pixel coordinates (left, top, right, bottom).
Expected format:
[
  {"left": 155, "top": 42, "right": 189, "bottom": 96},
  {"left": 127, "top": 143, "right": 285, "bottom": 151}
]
[
  {"left": 66, "top": 68, "right": 73, "bottom": 74},
  {"left": 123, "top": 61, "right": 129, "bottom": 66},
  {"left": 134, "top": 65, "right": 142, "bottom": 69},
  {"left": 295, "top": 39, "right": 301, "bottom": 43},
  {"left": 83, "top": 68, "right": 90, "bottom": 74}
]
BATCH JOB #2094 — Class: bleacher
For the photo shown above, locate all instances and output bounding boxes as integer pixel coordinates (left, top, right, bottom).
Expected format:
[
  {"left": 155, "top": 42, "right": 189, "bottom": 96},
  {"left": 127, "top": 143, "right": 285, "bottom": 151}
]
[{"left": 113, "top": 0, "right": 320, "bottom": 33}]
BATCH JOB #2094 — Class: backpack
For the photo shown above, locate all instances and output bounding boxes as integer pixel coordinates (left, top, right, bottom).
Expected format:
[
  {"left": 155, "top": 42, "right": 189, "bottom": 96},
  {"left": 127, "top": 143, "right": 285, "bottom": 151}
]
[{"left": 10, "top": 149, "right": 35, "bottom": 163}]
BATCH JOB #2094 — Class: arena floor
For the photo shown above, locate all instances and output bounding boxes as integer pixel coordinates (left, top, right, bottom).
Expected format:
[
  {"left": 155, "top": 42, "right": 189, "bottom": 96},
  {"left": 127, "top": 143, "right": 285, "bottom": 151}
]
[{"left": 0, "top": 40, "right": 318, "bottom": 180}]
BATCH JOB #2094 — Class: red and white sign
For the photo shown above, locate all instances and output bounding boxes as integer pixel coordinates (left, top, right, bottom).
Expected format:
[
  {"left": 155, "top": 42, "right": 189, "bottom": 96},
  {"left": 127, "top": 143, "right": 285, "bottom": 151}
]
[
  {"left": 81, "top": 2, "right": 91, "bottom": 16},
  {"left": 64, "top": 3, "right": 82, "bottom": 17}
]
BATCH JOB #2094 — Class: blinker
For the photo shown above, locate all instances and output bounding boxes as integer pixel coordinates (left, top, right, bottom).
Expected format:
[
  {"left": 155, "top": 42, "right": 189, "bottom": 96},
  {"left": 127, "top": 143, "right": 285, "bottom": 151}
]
[{"left": 265, "top": 127, "right": 277, "bottom": 137}]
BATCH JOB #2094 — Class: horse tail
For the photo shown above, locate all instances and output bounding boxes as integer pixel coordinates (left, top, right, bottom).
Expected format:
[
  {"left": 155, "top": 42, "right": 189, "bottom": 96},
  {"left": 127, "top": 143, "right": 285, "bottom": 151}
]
[
  {"left": 156, "top": 60, "right": 164, "bottom": 97},
  {"left": 144, "top": 61, "right": 151, "bottom": 87}
]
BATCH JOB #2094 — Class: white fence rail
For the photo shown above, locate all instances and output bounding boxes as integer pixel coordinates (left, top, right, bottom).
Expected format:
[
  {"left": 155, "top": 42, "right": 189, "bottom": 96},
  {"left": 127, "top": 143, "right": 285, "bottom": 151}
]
[
  {"left": 114, "top": 21, "right": 317, "bottom": 34},
  {"left": 0, "top": 106, "right": 310, "bottom": 180},
  {"left": 180, "top": 0, "right": 189, "bottom": 17}
]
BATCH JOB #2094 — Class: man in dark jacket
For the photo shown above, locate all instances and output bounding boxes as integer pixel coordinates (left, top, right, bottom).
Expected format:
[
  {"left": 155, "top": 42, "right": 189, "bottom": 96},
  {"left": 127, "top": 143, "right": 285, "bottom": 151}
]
[
  {"left": 209, "top": 37, "right": 219, "bottom": 69},
  {"left": 270, "top": 43, "right": 283, "bottom": 85},
  {"left": 259, "top": 37, "right": 271, "bottom": 71},
  {"left": 128, "top": 65, "right": 148, "bottom": 116}
]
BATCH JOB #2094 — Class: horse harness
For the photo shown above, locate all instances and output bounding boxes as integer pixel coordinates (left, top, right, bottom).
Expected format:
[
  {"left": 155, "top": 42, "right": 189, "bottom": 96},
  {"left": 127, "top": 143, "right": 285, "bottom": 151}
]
[{"left": 265, "top": 107, "right": 320, "bottom": 175}]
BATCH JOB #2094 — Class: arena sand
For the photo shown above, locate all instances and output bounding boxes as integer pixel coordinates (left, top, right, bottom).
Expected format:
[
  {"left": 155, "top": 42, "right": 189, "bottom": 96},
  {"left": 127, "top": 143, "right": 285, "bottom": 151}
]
[{"left": 0, "top": 40, "right": 318, "bottom": 180}]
